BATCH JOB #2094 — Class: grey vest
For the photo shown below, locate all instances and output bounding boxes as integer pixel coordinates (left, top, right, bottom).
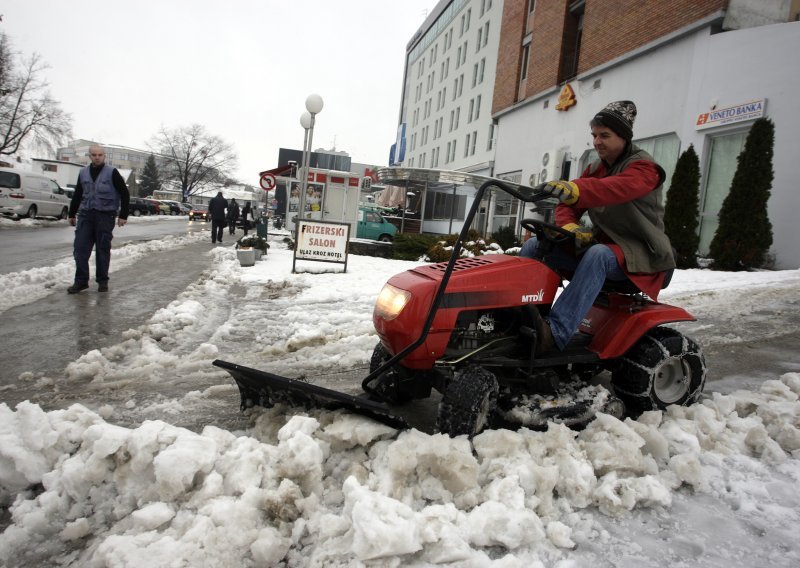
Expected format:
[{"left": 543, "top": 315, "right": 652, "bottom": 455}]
[{"left": 78, "top": 165, "right": 119, "bottom": 213}]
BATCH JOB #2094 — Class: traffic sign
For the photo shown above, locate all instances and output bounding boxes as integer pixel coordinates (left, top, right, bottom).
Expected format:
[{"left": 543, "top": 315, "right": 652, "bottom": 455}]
[{"left": 260, "top": 173, "right": 276, "bottom": 191}]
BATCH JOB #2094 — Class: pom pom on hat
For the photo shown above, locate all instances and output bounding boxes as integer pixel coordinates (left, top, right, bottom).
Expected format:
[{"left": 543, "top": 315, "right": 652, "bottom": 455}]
[{"left": 593, "top": 100, "right": 637, "bottom": 141}]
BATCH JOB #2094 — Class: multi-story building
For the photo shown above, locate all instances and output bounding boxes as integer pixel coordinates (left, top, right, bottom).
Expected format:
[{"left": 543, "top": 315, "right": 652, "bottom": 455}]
[
  {"left": 391, "top": 0, "right": 800, "bottom": 268},
  {"left": 492, "top": 0, "right": 800, "bottom": 268},
  {"left": 393, "top": 0, "right": 504, "bottom": 234},
  {"left": 56, "top": 139, "right": 158, "bottom": 175}
]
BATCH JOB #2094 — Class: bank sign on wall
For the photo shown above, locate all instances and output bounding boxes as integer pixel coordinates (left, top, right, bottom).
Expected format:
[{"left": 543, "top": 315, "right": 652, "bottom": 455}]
[
  {"left": 294, "top": 220, "right": 350, "bottom": 273},
  {"left": 696, "top": 99, "right": 766, "bottom": 130}
]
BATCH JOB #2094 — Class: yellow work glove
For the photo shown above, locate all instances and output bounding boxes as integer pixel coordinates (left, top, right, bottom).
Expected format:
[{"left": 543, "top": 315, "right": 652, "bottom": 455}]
[
  {"left": 562, "top": 223, "right": 593, "bottom": 247},
  {"left": 544, "top": 180, "right": 580, "bottom": 205}
]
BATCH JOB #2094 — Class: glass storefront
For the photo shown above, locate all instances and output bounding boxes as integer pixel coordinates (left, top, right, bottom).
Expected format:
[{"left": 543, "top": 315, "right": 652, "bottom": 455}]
[{"left": 698, "top": 130, "right": 747, "bottom": 255}]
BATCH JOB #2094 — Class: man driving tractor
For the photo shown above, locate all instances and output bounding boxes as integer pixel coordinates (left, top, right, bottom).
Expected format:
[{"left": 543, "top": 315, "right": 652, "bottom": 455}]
[{"left": 521, "top": 100, "right": 675, "bottom": 354}]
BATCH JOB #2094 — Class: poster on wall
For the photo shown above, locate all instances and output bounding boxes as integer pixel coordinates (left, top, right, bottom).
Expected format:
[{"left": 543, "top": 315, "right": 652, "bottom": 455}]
[
  {"left": 293, "top": 219, "right": 350, "bottom": 273},
  {"left": 288, "top": 181, "right": 324, "bottom": 213},
  {"left": 287, "top": 181, "right": 325, "bottom": 231}
]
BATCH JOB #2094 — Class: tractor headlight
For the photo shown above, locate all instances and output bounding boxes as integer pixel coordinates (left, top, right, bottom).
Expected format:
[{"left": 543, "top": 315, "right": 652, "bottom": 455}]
[{"left": 374, "top": 283, "right": 411, "bottom": 321}]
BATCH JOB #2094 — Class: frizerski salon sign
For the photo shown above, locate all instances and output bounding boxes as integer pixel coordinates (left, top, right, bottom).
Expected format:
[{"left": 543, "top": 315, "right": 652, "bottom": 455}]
[{"left": 695, "top": 99, "right": 766, "bottom": 130}]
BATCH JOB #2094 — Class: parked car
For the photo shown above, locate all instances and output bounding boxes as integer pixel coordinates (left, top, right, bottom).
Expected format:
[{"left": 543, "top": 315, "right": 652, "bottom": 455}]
[
  {"left": 159, "top": 200, "right": 182, "bottom": 215},
  {"left": 129, "top": 197, "right": 153, "bottom": 216},
  {"left": 0, "top": 167, "right": 71, "bottom": 220},
  {"left": 356, "top": 206, "right": 397, "bottom": 242},
  {"left": 178, "top": 202, "right": 192, "bottom": 215},
  {"left": 143, "top": 198, "right": 161, "bottom": 215},
  {"left": 189, "top": 204, "right": 210, "bottom": 221}
]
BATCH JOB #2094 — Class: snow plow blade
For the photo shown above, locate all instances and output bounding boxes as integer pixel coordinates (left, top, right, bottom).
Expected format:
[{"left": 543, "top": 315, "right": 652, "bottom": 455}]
[{"left": 213, "top": 359, "right": 410, "bottom": 430}]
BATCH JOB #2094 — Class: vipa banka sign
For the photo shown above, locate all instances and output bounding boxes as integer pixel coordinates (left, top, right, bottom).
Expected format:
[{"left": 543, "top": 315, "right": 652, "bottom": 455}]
[
  {"left": 695, "top": 99, "right": 766, "bottom": 130},
  {"left": 293, "top": 219, "right": 350, "bottom": 273}
]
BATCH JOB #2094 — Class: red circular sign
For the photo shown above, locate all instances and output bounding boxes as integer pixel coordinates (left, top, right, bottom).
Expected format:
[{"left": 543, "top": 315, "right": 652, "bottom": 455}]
[{"left": 260, "top": 173, "right": 276, "bottom": 191}]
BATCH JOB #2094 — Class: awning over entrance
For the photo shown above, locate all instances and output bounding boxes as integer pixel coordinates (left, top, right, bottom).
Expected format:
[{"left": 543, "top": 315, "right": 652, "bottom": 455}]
[{"left": 259, "top": 164, "right": 294, "bottom": 177}]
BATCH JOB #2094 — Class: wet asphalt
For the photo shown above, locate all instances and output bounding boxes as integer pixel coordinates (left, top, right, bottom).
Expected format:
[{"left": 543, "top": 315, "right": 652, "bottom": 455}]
[{"left": 0, "top": 239, "right": 216, "bottom": 409}]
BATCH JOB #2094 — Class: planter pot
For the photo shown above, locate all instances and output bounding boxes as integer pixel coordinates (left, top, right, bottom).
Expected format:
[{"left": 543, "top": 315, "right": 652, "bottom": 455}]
[{"left": 237, "top": 247, "right": 256, "bottom": 267}]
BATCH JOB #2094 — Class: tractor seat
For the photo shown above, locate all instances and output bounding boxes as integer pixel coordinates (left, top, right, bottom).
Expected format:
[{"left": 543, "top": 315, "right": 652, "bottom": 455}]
[{"left": 601, "top": 268, "right": 674, "bottom": 295}]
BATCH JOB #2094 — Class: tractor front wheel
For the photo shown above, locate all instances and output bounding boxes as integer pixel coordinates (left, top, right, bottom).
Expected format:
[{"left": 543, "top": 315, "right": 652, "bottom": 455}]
[
  {"left": 437, "top": 365, "right": 499, "bottom": 437},
  {"left": 612, "top": 327, "right": 706, "bottom": 417},
  {"left": 365, "top": 342, "right": 413, "bottom": 405}
]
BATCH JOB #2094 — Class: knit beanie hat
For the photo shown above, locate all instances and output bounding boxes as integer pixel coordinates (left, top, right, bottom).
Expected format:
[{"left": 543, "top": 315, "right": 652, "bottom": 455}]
[{"left": 592, "top": 100, "right": 637, "bottom": 141}]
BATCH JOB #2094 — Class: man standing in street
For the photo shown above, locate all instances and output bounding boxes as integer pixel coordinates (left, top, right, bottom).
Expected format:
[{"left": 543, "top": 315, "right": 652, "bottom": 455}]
[
  {"left": 208, "top": 191, "right": 228, "bottom": 244},
  {"left": 67, "top": 145, "right": 129, "bottom": 294}
]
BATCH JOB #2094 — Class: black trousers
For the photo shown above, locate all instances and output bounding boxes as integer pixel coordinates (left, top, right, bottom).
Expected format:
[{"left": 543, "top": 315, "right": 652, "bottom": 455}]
[{"left": 211, "top": 219, "right": 225, "bottom": 242}]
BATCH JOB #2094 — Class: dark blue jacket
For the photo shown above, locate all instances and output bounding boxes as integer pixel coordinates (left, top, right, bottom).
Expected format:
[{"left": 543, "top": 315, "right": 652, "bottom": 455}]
[{"left": 208, "top": 193, "right": 227, "bottom": 221}]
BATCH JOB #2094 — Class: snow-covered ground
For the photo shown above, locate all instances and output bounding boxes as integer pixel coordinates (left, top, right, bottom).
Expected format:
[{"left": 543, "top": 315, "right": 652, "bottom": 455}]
[{"left": 1, "top": 230, "right": 799, "bottom": 567}]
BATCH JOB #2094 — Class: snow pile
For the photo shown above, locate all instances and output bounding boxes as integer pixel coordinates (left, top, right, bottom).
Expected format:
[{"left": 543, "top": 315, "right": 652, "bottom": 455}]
[{"left": 1, "top": 374, "right": 798, "bottom": 566}]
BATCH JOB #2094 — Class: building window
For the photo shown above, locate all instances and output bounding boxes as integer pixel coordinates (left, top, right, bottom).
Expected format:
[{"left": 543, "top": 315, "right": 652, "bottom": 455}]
[
  {"left": 479, "top": 58, "right": 485, "bottom": 83},
  {"left": 475, "top": 95, "right": 481, "bottom": 120},
  {"left": 425, "top": 191, "right": 467, "bottom": 221},
  {"left": 464, "top": 133, "right": 471, "bottom": 157},
  {"left": 483, "top": 22, "right": 489, "bottom": 47},
  {"left": 42, "top": 164, "right": 58, "bottom": 172},
  {"left": 472, "top": 63, "right": 479, "bottom": 87},
  {"left": 468, "top": 98, "right": 475, "bottom": 123},
  {"left": 487, "top": 123, "right": 495, "bottom": 151},
  {"left": 560, "top": 1, "right": 584, "bottom": 82},
  {"left": 634, "top": 133, "right": 681, "bottom": 197},
  {"left": 520, "top": 43, "right": 530, "bottom": 81}
]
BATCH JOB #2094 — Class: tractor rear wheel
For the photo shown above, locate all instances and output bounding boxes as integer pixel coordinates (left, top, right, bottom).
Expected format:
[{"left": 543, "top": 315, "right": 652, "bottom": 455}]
[
  {"left": 437, "top": 365, "right": 499, "bottom": 437},
  {"left": 612, "top": 327, "right": 706, "bottom": 417}
]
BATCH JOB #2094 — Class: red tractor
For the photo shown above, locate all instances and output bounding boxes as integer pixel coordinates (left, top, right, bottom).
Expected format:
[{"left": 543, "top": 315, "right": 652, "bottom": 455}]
[{"left": 215, "top": 169, "right": 705, "bottom": 436}]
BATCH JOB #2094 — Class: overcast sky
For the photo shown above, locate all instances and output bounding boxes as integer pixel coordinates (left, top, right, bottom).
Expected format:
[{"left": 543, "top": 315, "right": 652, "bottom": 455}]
[{"left": 3, "top": 0, "right": 435, "bottom": 183}]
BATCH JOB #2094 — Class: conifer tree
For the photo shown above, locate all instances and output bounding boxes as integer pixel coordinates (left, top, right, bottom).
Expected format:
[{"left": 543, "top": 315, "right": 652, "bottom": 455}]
[
  {"left": 663, "top": 144, "right": 701, "bottom": 268},
  {"left": 709, "top": 118, "right": 774, "bottom": 271},
  {"left": 139, "top": 154, "right": 162, "bottom": 197}
]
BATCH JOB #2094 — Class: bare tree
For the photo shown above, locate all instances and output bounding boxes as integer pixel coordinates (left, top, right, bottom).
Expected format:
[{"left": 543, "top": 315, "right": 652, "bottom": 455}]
[
  {"left": 149, "top": 124, "right": 238, "bottom": 200},
  {"left": 0, "top": 34, "right": 72, "bottom": 156}
]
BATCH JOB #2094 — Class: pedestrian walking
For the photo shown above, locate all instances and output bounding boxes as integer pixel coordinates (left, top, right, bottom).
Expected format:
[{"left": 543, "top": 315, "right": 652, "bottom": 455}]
[
  {"left": 227, "top": 198, "right": 240, "bottom": 235},
  {"left": 66, "top": 145, "right": 130, "bottom": 294},
  {"left": 208, "top": 191, "right": 228, "bottom": 243},
  {"left": 241, "top": 201, "right": 252, "bottom": 235}
]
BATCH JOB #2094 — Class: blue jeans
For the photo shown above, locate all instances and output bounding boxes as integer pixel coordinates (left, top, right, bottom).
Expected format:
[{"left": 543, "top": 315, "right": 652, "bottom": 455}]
[
  {"left": 73, "top": 209, "right": 116, "bottom": 285},
  {"left": 520, "top": 238, "right": 628, "bottom": 349}
]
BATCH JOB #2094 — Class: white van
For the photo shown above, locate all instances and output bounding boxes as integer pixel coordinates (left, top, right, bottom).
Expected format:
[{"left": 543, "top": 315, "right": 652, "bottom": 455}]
[{"left": 0, "top": 167, "right": 71, "bottom": 220}]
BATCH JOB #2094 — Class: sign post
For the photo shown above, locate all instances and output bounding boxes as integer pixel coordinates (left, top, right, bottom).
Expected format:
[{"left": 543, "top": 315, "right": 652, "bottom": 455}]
[
  {"left": 293, "top": 219, "right": 350, "bottom": 273},
  {"left": 260, "top": 173, "right": 276, "bottom": 191}
]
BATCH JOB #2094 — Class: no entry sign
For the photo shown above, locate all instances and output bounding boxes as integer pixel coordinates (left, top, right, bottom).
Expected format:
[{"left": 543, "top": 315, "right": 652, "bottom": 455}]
[{"left": 260, "top": 173, "right": 276, "bottom": 191}]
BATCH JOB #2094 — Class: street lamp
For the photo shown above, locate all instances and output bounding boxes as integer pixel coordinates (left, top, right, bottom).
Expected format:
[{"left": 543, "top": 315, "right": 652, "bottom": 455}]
[{"left": 298, "top": 94, "right": 324, "bottom": 226}]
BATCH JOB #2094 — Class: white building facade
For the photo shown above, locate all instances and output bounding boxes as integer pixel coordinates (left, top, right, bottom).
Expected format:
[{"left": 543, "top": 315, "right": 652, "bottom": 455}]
[{"left": 493, "top": 17, "right": 800, "bottom": 269}]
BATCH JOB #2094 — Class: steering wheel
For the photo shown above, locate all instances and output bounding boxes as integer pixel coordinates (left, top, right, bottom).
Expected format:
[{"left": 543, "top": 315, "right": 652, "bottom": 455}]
[{"left": 520, "top": 218, "right": 575, "bottom": 245}]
